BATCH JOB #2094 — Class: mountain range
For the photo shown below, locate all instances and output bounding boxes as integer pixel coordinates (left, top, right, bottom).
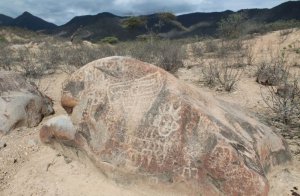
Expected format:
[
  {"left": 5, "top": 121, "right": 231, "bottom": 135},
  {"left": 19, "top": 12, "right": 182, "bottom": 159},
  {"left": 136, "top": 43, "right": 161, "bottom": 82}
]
[
  {"left": 0, "top": 11, "right": 57, "bottom": 31},
  {"left": 0, "top": 1, "right": 300, "bottom": 41}
]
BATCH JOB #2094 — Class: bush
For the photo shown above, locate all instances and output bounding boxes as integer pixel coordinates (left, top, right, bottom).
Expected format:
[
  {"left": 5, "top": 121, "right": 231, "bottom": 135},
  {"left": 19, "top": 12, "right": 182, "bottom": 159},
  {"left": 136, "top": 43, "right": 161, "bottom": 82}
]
[
  {"left": 0, "top": 35, "right": 185, "bottom": 76},
  {"left": 201, "top": 64, "right": 219, "bottom": 87},
  {"left": 17, "top": 48, "right": 44, "bottom": 79},
  {"left": 0, "top": 45, "right": 13, "bottom": 71},
  {"left": 202, "top": 60, "right": 244, "bottom": 91},
  {"left": 157, "top": 41, "right": 185, "bottom": 72},
  {"left": 256, "top": 62, "right": 289, "bottom": 86},
  {"left": 204, "top": 40, "right": 218, "bottom": 53},
  {"left": 256, "top": 52, "right": 289, "bottom": 86},
  {"left": 191, "top": 43, "right": 204, "bottom": 57},
  {"left": 121, "top": 17, "right": 146, "bottom": 29},
  {"left": 115, "top": 39, "right": 186, "bottom": 73},
  {"left": 100, "top": 36, "right": 119, "bottom": 44},
  {"left": 0, "top": 35, "right": 7, "bottom": 43},
  {"left": 218, "top": 13, "right": 247, "bottom": 39},
  {"left": 63, "top": 44, "right": 116, "bottom": 68},
  {"left": 202, "top": 39, "right": 249, "bottom": 62},
  {"left": 267, "top": 20, "right": 300, "bottom": 32},
  {"left": 259, "top": 52, "right": 300, "bottom": 127},
  {"left": 279, "top": 29, "right": 293, "bottom": 37},
  {"left": 158, "top": 12, "right": 176, "bottom": 22},
  {"left": 261, "top": 78, "right": 300, "bottom": 126}
]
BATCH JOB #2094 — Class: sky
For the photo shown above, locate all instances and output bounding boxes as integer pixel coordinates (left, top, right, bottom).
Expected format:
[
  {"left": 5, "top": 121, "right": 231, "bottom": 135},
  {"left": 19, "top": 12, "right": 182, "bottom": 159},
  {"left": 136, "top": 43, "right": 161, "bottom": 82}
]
[{"left": 0, "top": 0, "right": 288, "bottom": 25}]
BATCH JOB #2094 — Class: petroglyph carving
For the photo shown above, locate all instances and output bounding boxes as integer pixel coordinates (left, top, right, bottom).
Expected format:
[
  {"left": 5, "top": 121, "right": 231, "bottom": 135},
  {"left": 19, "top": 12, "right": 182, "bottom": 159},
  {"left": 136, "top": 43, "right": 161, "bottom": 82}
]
[
  {"left": 181, "top": 167, "right": 199, "bottom": 179},
  {"left": 153, "top": 103, "right": 181, "bottom": 137},
  {"left": 205, "top": 144, "right": 265, "bottom": 195},
  {"left": 108, "top": 72, "right": 163, "bottom": 127}
]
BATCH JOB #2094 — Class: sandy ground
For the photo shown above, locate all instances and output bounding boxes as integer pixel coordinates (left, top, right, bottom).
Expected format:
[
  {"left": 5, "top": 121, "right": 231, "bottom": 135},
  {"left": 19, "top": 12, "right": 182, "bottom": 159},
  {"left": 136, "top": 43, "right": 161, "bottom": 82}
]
[{"left": 1, "top": 29, "right": 300, "bottom": 195}]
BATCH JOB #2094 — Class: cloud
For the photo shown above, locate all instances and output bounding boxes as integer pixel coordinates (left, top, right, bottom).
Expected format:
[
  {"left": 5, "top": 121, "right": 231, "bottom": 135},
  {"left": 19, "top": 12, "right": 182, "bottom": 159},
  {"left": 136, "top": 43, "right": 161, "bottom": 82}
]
[{"left": 0, "top": 0, "right": 288, "bottom": 25}]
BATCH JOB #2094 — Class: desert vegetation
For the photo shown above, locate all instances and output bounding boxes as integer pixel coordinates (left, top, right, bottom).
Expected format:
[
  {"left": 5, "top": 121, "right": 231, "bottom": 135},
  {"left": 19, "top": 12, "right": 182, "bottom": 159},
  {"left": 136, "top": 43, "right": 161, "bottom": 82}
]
[
  {"left": 257, "top": 51, "right": 300, "bottom": 132},
  {"left": 0, "top": 28, "right": 187, "bottom": 78}
]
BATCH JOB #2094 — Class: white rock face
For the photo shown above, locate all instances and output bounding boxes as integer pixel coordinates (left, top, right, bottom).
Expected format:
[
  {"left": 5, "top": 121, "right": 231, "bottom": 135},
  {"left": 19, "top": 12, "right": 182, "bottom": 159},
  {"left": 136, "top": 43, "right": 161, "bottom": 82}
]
[{"left": 0, "top": 71, "right": 54, "bottom": 135}]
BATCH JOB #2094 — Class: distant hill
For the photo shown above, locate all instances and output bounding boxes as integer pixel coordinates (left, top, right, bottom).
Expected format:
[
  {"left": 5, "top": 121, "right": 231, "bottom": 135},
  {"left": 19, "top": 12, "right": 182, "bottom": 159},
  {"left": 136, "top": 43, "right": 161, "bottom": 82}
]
[
  {"left": 50, "top": 1, "right": 300, "bottom": 41},
  {"left": 177, "top": 10, "right": 234, "bottom": 27},
  {"left": 173, "top": 1, "right": 300, "bottom": 37},
  {"left": 263, "top": 1, "right": 300, "bottom": 22},
  {"left": 48, "top": 12, "right": 186, "bottom": 41},
  {"left": 0, "top": 14, "right": 13, "bottom": 25},
  {"left": 10, "top": 12, "right": 57, "bottom": 31},
  {"left": 49, "top": 12, "right": 128, "bottom": 40},
  {"left": 0, "top": 1, "right": 300, "bottom": 40},
  {"left": 0, "top": 11, "right": 57, "bottom": 31},
  {"left": 176, "top": 1, "right": 300, "bottom": 28}
]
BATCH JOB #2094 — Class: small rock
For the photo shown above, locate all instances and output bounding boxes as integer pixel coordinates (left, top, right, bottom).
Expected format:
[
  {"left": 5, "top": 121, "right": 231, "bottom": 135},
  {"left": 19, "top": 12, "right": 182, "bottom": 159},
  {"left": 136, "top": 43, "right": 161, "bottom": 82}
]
[
  {"left": 216, "top": 86, "right": 223, "bottom": 91},
  {"left": 64, "top": 156, "right": 72, "bottom": 164},
  {"left": 0, "top": 141, "right": 7, "bottom": 149},
  {"left": 27, "top": 139, "right": 37, "bottom": 147}
]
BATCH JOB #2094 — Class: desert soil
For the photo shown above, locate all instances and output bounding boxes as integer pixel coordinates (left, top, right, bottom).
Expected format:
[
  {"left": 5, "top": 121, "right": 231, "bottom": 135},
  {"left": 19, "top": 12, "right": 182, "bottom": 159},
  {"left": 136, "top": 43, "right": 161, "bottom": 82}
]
[{"left": 1, "top": 29, "right": 300, "bottom": 195}]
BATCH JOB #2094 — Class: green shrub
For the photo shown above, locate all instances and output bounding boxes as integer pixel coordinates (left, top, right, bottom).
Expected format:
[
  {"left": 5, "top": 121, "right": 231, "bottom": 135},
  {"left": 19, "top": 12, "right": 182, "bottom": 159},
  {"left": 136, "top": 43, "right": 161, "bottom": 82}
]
[
  {"left": 258, "top": 52, "right": 300, "bottom": 127},
  {"left": 267, "top": 20, "right": 300, "bottom": 31},
  {"left": 201, "top": 61, "right": 244, "bottom": 92},
  {"left": 0, "top": 46, "right": 12, "bottom": 70},
  {"left": 205, "top": 40, "right": 218, "bottom": 53},
  {"left": 0, "top": 35, "right": 7, "bottom": 43},
  {"left": 100, "top": 36, "right": 119, "bottom": 44},
  {"left": 122, "top": 17, "right": 146, "bottom": 29},
  {"left": 261, "top": 77, "right": 300, "bottom": 126},
  {"left": 115, "top": 39, "right": 186, "bottom": 73},
  {"left": 158, "top": 12, "right": 176, "bottom": 22},
  {"left": 218, "top": 13, "right": 247, "bottom": 39}
]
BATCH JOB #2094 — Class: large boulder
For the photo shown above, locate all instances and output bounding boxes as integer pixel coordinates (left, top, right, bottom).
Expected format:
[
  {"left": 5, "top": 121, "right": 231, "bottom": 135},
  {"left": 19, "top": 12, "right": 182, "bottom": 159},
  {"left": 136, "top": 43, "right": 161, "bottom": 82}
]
[
  {"left": 0, "top": 71, "right": 54, "bottom": 135},
  {"left": 40, "top": 56, "right": 291, "bottom": 195}
]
